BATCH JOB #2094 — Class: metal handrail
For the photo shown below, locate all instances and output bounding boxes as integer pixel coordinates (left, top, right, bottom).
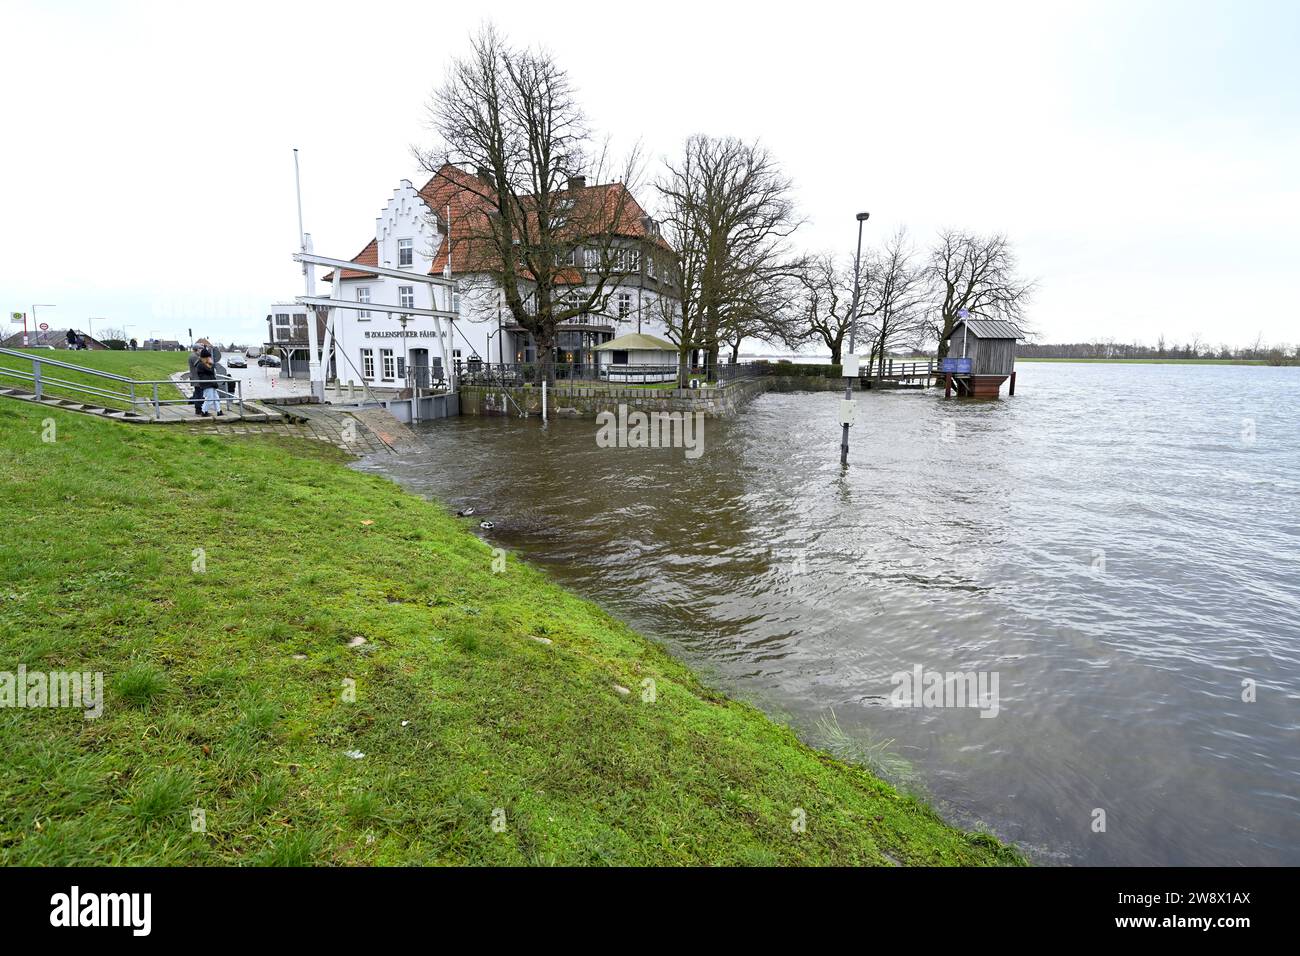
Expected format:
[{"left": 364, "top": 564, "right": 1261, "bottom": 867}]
[
  {"left": 0, "top": 346, "right": 138, "bottom": 382},
  {"left": 0, "top": 347, "right": 246, "bottom": 420}
]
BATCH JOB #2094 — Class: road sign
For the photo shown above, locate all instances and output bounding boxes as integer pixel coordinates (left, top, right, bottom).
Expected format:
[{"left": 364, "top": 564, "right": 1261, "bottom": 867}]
[
  {"left": 39, "top": 322, "right": 49, "bottom": 331},
  {"left": 941, "top": 357, "right": 972, "bottom": 374},
  {"left": 10, "top": 312, "right": 22, "bottom": 324}
]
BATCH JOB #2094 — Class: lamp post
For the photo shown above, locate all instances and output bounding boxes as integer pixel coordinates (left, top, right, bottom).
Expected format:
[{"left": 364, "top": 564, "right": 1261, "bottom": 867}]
[{"left": 840, "top": 213, "right": 870, "bottom": 466}]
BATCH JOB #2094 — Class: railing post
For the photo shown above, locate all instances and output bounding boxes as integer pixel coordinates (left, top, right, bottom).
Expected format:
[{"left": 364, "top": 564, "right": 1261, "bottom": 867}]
[
  {"left": 32, "top": 359, "right": 42, "bottom": 399},
  {"left": 152, "top": 383, "right": 160, "bottom": 420}
]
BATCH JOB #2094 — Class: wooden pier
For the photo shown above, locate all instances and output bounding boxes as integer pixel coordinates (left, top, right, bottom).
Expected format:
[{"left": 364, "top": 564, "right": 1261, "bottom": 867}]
[{"left": 858, "top": 359, "right": 937, "bottom": 389}]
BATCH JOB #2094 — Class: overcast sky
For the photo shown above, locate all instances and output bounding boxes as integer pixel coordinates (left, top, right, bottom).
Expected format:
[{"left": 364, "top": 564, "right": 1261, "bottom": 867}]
[{"left": 3, "top": 0, "right": 1296, "bottom": 350}]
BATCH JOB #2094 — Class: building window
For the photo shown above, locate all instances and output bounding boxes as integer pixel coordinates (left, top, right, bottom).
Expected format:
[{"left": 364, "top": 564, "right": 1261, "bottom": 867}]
[
  {"left": 647, "top": 256, "right": 657, "bottom": 280},
  {"left": 292, "top": 313, "right": 308, "bottom": 340},
  {"left": 618, "top": 292, "right": 632, "bottom": 319},
  {"left": 452, "top": 348, "right": 462, "bottom": 360},
  {"left": 381, "top": 348, "right": 396, "bottom": 380},
  {"left": 613, "top": 249, "right": 626, "bottom": 272},
  {"left": 398, "top": 239, "right": 413, "bottom": 267},
  {"left": 361, "top": 349, "right": 375, "bottom": 378},
  {"left": 584, "top": 248, "right": 599, "bottom": 269},
  {"left": 357, "top": 287, "right": 371, "bottom": 319},
  {"left": 626, "top": 248, "right": 641, "bottom": 273},
  {"left": 274, "top": 313, "right": 290, "bottom": 341},
  {"left": 399, "top": 286, "right": 414, "bottom": 310}
]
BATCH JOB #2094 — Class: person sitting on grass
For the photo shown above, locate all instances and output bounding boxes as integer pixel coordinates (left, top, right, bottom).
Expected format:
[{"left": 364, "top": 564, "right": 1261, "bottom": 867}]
[{"left": 193, "top": 349, "right": 223, "bottom": 417}]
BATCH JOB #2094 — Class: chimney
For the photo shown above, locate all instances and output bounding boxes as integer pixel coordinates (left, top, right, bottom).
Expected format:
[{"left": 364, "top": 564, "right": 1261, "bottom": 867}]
[{"left": 567, "top": 174, "right": 587, "bottom": 190}]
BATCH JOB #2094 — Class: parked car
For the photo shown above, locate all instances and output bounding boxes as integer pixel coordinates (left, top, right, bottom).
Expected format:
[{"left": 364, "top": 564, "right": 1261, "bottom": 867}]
[
  {"left": 257, "top": 354, "right": 281, "bottom": 367},
  {"left": 226, "top": 354, "right": 247, "bottom": 368}
]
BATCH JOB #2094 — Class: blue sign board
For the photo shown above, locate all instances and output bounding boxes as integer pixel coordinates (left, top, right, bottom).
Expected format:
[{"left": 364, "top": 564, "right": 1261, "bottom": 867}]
[{"left": 940, "top": 357, "right": 972, "bottom": 374}]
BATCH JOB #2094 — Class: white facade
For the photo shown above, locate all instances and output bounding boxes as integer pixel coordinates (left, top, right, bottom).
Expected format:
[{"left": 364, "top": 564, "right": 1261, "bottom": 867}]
[
  {"left": 326, "top": 181, "right": 462, "bottom": 388},
  {"left": 327, "top": 177, "right": 682, "bottom": 384}
]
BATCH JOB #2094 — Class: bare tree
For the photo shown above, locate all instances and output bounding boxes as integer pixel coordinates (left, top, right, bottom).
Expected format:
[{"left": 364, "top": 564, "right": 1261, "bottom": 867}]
[
  {"left": 657, "top": 135, "right": 802, "bottom": 383},
  {"left": 790, "top": 253, "right": 862, "bottom": 364},
  {"left": 860, "top": 228, "right": 928, "bottom": 374},
  {"left": 417, "top": 25, "right": 643, "bottom": 382},
  {"left": 925, "top": 230, "right": 1033, "bottom": 359}
]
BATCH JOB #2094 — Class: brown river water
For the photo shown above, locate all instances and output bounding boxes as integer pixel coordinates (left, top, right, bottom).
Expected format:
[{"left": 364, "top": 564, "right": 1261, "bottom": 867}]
[{"left": 353, "top": 362, "right": 1300, "bottom": 865}]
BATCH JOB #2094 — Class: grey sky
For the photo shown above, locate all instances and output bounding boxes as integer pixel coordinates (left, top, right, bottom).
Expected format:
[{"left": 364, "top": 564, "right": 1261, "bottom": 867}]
[{"left": 2, "top": 0, "right": 1296, "bottom": 350}]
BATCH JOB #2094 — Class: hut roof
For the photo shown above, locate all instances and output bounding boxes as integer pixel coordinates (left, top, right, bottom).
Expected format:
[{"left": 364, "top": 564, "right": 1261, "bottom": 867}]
[
  {"left": 594, "top": 333, "right": 677, "bottom": 352},
  {"left": 951, "top": 318, "right": 1026, "bottom": 340}
]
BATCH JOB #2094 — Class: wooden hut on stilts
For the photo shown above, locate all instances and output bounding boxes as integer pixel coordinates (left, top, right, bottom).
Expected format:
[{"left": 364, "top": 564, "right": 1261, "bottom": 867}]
[{"left": 942, "top": 318, "right": 1026, "bottom": 398}]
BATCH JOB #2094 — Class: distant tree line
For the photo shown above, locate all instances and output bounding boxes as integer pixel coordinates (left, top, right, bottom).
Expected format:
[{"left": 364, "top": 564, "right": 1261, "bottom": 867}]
[{"left": 1019, "top": 338, "right": 1298, "bottom": 364}]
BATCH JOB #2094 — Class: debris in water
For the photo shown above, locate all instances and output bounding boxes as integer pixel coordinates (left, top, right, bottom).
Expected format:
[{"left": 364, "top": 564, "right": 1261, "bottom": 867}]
[
  {"left": 479, "top": 520, "right": 495, "bottom": 530},
  {"left": 457, "top": 507, "right": 476, "bottom": 517}
]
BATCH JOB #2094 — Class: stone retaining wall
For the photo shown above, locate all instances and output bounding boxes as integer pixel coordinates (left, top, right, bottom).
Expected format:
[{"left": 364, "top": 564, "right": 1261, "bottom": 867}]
[
  {"left": 459, "top": 376, "right": 778, "bottom": 420},
  {"left": 456, "top": 375, "right": 864, "bottom": 420}
]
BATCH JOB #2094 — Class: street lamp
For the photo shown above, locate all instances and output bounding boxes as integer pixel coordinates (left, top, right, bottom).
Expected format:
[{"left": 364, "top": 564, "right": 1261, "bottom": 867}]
[{"left": 840, "top": 212, "right": 870, "bottom": 466}]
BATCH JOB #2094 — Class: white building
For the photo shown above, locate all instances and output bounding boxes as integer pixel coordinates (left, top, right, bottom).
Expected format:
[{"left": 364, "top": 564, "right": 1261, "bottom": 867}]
[{"left": 322, "top": 164, "right": 681, "bottom": 388}]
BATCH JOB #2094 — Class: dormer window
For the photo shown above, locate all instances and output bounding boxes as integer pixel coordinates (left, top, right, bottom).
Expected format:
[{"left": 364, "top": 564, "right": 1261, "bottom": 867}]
[{"left": 398, "top": 238, "right": 413, "bottom": 267}]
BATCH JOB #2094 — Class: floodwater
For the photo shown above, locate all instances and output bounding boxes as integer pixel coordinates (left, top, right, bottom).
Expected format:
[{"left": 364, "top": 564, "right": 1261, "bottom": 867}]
[{"left": 353, "top": 362, "right": 1300, "bottom": 865}]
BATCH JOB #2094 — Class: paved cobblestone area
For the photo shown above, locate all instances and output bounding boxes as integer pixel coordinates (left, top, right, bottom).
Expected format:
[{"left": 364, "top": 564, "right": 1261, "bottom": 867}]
[{"left": 180, "top": 406, "right": 411, "bottom": 456}]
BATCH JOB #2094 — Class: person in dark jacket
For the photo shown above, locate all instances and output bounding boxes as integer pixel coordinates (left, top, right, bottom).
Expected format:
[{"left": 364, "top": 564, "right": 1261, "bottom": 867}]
[
  {"left": 188, "top": 345, "right": 205, "bottom": 413},
  {"left": 194, "top": 350, "right": 222, "bottom": 417}
]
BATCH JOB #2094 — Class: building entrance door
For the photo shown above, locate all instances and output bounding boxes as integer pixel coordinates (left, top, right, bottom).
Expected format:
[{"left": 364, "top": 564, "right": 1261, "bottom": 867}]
[{"left": 409, "top": 348, "right": 430, "bottom": 389}]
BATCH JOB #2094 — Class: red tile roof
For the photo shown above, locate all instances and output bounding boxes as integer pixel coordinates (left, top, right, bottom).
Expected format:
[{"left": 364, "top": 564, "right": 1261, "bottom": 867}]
[{"left": 328, "top": 164, "right": 670, "bottom": 284}]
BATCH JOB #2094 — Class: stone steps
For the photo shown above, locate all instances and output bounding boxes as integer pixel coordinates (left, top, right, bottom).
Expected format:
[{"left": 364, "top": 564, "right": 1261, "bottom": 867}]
[{"left": 0, "top": 387, "right": 284, "bottom": 425}]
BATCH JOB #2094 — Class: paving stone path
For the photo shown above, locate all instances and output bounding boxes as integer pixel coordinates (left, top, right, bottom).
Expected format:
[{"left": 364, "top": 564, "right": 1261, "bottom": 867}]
[{"left": 181, "top": 404, "right": 418, "bottom": 457}]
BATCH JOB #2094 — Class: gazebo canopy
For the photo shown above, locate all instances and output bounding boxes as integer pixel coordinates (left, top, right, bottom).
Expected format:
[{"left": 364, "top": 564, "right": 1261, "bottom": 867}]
[{"left": 594, "top": 333, "right": 678, "bottom": 352}]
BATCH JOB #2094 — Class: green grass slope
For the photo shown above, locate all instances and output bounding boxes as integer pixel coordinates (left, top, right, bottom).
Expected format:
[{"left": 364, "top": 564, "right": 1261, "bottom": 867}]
[
  {"left": 0, "top": 400, "right": 1021, "bottom": 866},
  {"left": 0, "top": 349, "right": 186, "bottom": 410}
]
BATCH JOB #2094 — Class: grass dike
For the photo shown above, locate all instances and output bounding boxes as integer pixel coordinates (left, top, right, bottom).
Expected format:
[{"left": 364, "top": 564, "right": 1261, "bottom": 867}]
[{"left": 0, "top": 398, "right": 1023, "bottom": 866}]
